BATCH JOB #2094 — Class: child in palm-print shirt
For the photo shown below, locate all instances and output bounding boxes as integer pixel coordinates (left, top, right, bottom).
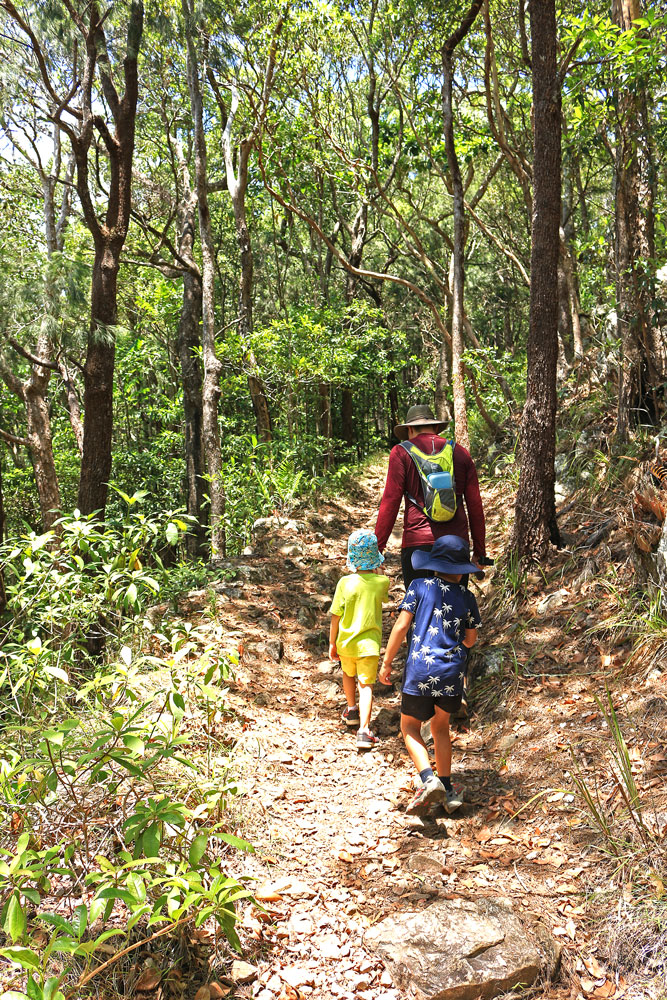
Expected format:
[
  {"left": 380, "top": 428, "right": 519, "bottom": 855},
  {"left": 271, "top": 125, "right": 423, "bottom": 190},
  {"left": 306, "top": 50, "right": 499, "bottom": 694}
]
[{"left": 379, "top": 535, "right": 481, "bottom": 816}]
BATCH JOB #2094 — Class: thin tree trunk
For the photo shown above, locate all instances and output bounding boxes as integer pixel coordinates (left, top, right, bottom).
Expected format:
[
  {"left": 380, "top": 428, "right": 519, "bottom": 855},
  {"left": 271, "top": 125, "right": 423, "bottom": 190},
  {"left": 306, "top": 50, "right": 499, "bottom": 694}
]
[
  {"left": 59, "top": 361, "right": 84, "bottom": 455},
  {"left": 512, "top": 0, "right": 561, "bottom": 561},
  {"left": 179, "top": 269, "right": 207, "bottom": 558},
  {"left": 233, "top": 192, "right": 272, "bottom": 443},
  {"left": 25, "top": 325, "right": 61, "bottom": 530},
  {"left": 441, "top": 2, "right": 483, "bottom": 452},
  {"left": 317, "top": 383, "right": 334, "bottom": 469},
  {"left": 613, "top": 0, "right": 661, "bottom": 436},
  {"left": 183, "top": 0, "right": 225, "bottom": 556},
  {"left": 175, "top": 145, "right": 207, "bottom": 559}
]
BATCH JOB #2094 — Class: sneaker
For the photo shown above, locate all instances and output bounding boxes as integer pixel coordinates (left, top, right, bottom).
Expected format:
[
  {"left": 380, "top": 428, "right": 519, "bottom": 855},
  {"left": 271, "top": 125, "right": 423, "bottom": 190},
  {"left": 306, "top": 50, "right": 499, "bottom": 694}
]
[
  {"left": 444, "top": 786, "right": 464, "bottom": 814},
  {"left": 405, "top": 775, "right": 446, "bottom": 815},
  {"left": 356, "top": 729, "right": 378, "bottom": 750},
  {"left": 341, "top": 706, "right": 360, "bottom": 727}
]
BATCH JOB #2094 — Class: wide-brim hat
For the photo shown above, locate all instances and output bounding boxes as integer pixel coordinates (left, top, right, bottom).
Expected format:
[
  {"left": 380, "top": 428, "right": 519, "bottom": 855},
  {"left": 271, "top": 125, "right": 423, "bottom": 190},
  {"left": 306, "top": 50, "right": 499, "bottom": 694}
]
[
  {"left": 394, "top": 404, "right": 447, "bottom": 441},
  {"left": 411, "top": 535, "right": 478, "bottom": 575}
]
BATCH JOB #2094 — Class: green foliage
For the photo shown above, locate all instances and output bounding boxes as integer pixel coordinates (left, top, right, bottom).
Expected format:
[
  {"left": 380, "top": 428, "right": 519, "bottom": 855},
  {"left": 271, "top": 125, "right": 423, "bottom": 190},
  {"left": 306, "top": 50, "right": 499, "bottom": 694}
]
[
  {"left": 569, "top": 691, "right": 664, "bottom": 872},
  {"left": 0, "top": 499, "right": 191, "bottom": 713}
]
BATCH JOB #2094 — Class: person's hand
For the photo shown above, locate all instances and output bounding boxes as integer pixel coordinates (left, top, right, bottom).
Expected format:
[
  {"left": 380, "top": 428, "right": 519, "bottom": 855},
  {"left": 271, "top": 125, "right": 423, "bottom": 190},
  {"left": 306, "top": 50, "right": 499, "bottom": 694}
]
[
  {"left": 378, "top": 660, "right": 392, "bottom": 685},
  {"left": 329, "top": 643, "right": 340, "bottom": 661}
]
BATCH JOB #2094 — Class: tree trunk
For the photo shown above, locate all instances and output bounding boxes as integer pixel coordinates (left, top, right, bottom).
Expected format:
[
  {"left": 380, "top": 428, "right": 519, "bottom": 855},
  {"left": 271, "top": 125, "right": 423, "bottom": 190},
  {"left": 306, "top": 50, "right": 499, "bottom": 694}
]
[
  {"left": 557, "top": 252, "right": 571, "bottom": 376},
  {"left": 59, "top": 361, "right": 84, "bottom": 455},
  {"left": 78, "top": 248, "right": 118, "bottom": 514},
  {"left": 613, "top": 0, "right": 662, "bottom": 437},
  {"left": 233, "top": 191, "right": 272, "bottom": 443},
  {"left": 74, "top": 1, "right": 144, "bottom": 516},
  {"left": 317, "top": 382, "right": 334, "bottom": 469},
  {"left": 175, "top": 145, "right": 207, "bottom": 559},
  {"left": 511, "top": 0, "right": 561, "bottom": 562},
  {"left": 25, "top": 326, "right": 61, "bottom": 530},
  {"left": 341, "top": 389, "right": 354, "bottom": 449},
  {"left": 179, "top": 268, "right": 207, "bottom": 558},
  {"left": 183, "top": 0, "right": 225, "bottom": 556},
  {"left": 441, "top": 1, "right": 482, "bottom": 452}
]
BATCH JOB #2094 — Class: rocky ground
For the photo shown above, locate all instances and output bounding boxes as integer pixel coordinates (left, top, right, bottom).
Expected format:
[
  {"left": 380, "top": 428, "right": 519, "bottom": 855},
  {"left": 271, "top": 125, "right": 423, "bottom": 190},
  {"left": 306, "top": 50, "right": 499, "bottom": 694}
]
[{"left": 172, "top": 461, "right": 666, "bottom": 1000}]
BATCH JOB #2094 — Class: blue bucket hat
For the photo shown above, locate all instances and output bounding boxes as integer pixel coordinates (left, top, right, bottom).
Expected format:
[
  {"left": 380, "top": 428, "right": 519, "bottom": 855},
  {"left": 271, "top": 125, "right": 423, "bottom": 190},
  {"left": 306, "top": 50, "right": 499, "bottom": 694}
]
[
  {"left": 346, "top": 529, "right": 385, "bottom": 572},
  {"left": 411, "top": 535, "right": 478, "bottom": 575}
]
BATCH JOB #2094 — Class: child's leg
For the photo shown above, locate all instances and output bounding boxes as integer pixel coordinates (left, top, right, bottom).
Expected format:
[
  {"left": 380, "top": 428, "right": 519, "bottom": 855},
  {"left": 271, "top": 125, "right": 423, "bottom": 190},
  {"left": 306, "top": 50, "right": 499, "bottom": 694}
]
[
  {"left": 342, "top": 670, "right": 357, "bottom": 708},
  {"left": 430, "top": 706, "right": 452, "bottom": 780},
  {"left": 356, "top": 657, "right": 378, "bottom": 732},
  {"left": 358, "top": 682, "right": 373, "bottom": 730},
  {"left": 400, "top": 713, "right": 432, "bottom": 773}
]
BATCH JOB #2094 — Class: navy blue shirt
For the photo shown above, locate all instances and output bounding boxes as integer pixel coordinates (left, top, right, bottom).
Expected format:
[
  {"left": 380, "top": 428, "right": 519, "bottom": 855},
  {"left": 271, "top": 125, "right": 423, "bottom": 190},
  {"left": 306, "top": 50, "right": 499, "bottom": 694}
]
[{"left": 399, "top": 577, "right": 482, "bottom": 697}]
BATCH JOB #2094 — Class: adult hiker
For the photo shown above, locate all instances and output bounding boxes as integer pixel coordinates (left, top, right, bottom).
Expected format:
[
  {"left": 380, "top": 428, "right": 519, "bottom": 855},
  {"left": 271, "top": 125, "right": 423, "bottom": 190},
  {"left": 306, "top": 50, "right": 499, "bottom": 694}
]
[{"left": 374, "top": 404, "right": 487, "bottom": 589}]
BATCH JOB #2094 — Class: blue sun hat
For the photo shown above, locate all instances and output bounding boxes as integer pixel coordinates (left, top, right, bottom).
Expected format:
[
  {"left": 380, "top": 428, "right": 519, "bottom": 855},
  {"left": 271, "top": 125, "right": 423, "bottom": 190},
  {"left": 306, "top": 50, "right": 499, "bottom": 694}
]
[
  {"left": 411, "top": 535, "right": 478, "bottom": 574},
  {"left": 346, "top": 528, "right": 385, "bottom": 572}
]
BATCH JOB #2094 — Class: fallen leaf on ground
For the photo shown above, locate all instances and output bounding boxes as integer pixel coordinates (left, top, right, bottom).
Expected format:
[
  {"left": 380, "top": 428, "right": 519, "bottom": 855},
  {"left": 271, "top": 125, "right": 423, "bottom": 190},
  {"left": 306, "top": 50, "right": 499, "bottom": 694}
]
[
  {"left": 338, "top": 850, "right": 355, "bottom": 863},
  {"left": 230, "top": 961, "right": 258, "bottom": 984},
  {"left": 135, "top": 968, "right": 161, "bottom": 991},
  {"left": 255, "top": 884, "right": 282, "bottom": 902},
  {"left": 584, "top": 957, "right": 605, "bottom": 978}
]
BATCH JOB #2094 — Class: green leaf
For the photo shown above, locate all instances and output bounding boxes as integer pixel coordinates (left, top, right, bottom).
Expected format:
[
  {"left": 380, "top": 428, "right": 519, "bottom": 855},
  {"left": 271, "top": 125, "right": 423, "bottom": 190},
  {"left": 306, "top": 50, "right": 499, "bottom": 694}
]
[
  {"left": 43, "top": 665, "right": 69, "bottom": 683},
  {"left": 75, "top": 904, "right": 87, "bottom": 939},
  {"left": 15, "top": 833, "right": 30, "bottom": 856},
  {"left": 122, "top": 735, "right": 145, "bottom": 754},
  {"left": 0, "top": 946, "right": 40, "bottom": 969},
  {"left": 38, "top": 914, "right": 75, "bottom": 936},
  {"left": 218, "top": 832, "right": 255, "bottom": 853},
  {"left": 126, "top": 583, "right": 138, "bottom": 607},
  {"left": 165, "top": 522, "right": 179, "bottom": 546},
  {"left": 188, "top": 834, "right": 208, "bottom": 867},
  {"left": 44, "top": 978, "right": 66, "bottom": 1000},
  {"left": 4, "top": 893, "right": 25, "bottom": 943},
  {"left": 142, "top": 824, "right": 161, "bottom": 858}
]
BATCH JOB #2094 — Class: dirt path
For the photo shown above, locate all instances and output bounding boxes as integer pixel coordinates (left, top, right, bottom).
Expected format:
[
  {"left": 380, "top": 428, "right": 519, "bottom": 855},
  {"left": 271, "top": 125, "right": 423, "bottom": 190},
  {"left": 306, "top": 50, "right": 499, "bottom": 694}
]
[{"left": 197, "top": 461, "right": 666, "bottom": 1000}]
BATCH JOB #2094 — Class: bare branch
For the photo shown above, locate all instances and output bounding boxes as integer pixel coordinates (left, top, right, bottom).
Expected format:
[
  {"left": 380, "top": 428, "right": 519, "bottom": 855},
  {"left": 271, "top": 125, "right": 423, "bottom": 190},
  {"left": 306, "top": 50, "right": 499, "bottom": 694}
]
[{"left": 0, "top": 426, "right": 28, "bottom": 448}]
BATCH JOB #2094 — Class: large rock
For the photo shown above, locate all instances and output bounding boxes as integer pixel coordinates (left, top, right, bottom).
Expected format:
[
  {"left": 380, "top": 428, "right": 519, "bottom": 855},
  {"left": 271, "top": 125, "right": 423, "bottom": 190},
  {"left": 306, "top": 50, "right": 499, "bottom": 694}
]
[{"left": 365, "top": 897, "right": 560, "bottom": 1000}]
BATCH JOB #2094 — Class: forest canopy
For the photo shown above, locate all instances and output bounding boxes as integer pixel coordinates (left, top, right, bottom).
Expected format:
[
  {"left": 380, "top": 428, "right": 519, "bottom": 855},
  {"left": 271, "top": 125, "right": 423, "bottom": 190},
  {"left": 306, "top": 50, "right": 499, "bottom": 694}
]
[{"left": 0, "top": 0, "right": 665, "bottom": 553}]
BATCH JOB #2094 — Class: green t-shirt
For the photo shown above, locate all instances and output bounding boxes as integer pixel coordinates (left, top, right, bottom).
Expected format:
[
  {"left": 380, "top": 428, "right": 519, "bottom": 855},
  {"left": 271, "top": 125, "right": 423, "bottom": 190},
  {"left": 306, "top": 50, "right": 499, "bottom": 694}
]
[{"left": 330, "top": 572, "right": 390, "bottom": 658}]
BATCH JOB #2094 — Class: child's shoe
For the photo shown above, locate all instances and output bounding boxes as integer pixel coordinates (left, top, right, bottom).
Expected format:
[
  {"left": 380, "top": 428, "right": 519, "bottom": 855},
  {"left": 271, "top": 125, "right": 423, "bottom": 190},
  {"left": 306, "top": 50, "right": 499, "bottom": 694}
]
[
  {"left": 405, "top": 775, "right": 445, "bottom": 815},
  {"left": 356, "top": 729, "right": 378, "bottom": 750},
  {"left": 341, "top": 705, "right": 360, "bottom": 727},
  {"left": 444, "top": 786, "right": 464, "bottom": 814}
]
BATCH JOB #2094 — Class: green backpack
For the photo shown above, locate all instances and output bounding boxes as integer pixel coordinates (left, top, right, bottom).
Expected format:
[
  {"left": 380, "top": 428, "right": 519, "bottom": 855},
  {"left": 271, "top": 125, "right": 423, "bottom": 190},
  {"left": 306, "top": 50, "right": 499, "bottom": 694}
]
[{"left": 399, "top": 439, "right": 457, "bottom": 522}]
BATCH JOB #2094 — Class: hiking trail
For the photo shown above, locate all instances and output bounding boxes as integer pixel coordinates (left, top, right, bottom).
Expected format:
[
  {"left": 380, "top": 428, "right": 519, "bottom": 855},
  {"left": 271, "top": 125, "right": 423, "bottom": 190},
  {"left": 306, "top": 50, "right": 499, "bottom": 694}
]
[{"left": 178, "top": 460, "right": 666, "bottom": 1000}]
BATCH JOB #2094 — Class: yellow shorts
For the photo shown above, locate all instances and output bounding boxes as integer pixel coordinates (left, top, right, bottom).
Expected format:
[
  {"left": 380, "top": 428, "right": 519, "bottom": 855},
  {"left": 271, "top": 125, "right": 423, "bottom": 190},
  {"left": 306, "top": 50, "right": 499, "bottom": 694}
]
[{"left": 339, "top": 655, "right": 379, "bottom": 686}]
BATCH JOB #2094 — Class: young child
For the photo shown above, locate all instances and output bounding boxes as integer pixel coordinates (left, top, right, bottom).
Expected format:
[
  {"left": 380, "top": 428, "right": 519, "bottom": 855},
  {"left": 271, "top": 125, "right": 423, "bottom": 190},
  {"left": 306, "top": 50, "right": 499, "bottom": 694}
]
[
  {"left": 379, "top": 535, "right": 481, "bottom": 814},
  {"left": 329, "top": 529, "right": 390, "bottom": 750}
]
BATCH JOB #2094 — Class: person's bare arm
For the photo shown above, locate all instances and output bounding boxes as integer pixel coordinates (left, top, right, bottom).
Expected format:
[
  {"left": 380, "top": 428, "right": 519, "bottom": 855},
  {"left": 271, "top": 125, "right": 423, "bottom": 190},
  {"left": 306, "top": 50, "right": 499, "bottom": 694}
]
[
  {"left": 379, "top": 609, "right": 413, "bottom": 683},
  {"left": 463, "top": 628, "right": 477, "bottom": 649},
  {"left": 329, "top": 615, "right": 341, "bottom": 660}
]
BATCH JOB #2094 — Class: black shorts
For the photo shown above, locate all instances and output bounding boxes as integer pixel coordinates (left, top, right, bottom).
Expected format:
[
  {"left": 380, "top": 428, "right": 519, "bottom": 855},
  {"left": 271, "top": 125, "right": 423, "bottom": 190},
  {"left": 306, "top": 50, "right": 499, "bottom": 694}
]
[{"left": 401, "top": 691, "right": 462, "bottom": 721}]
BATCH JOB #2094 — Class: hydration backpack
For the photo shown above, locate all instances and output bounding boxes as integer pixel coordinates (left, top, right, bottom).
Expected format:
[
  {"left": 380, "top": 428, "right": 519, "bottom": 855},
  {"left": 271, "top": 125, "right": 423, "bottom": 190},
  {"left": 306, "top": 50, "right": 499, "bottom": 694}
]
[{"left": 399, "top": 439, "right": 457, "bottom": 522}]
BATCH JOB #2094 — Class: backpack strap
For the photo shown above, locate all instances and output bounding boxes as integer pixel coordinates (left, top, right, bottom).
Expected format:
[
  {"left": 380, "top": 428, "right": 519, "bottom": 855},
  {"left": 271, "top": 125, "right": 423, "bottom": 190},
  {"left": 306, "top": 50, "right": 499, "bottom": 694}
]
[{"left": 398, "top": 440, "right": 427, "bottom": 513}]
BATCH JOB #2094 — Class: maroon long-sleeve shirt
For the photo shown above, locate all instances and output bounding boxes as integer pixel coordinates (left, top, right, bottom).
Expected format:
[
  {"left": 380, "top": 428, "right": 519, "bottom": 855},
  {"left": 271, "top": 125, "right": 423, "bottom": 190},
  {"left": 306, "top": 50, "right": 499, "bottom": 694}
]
[{"left": 374, "top": 432, "right": 486, "bottom": 561}]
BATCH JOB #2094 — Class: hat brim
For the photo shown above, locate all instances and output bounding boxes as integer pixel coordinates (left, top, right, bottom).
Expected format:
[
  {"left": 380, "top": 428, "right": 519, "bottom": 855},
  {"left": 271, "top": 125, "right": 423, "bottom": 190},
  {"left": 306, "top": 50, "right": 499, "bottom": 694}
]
[
  {"left": 411, "top": 549, "right": 478, "bottom": 575},
  {"left": 346, "top": 552, "right": 385, "bottom": 572},
  {"left": 393, "top": 419, "right": 447, "bottom": 441}
]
